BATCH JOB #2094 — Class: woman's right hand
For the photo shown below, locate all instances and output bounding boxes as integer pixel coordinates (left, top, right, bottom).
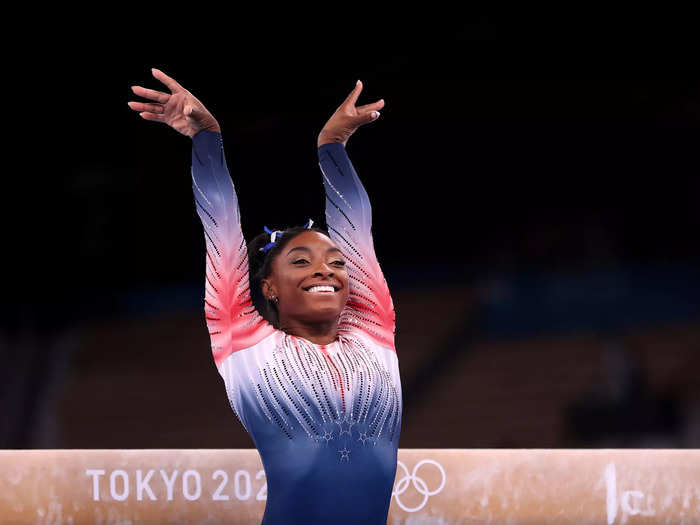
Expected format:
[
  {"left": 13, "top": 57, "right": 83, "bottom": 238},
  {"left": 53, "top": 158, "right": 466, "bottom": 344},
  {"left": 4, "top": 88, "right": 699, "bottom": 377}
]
[{"left": 128, "top": 68, "right": 221, "bottom": 138}]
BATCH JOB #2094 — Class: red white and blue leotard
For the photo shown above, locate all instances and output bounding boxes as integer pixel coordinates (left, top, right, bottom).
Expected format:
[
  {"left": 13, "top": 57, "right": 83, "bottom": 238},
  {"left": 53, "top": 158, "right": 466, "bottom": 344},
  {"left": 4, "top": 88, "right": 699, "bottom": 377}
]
[{"left": 191, "top": 130, "right": 401, "bottom": 525}]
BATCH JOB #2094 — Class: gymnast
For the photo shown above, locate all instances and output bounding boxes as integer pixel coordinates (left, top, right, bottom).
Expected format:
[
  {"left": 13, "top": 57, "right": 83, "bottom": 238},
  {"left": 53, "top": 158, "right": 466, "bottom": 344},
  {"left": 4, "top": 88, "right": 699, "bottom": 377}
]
[{"left": 128, "top": 68, "right": 401, "bottom": 524}]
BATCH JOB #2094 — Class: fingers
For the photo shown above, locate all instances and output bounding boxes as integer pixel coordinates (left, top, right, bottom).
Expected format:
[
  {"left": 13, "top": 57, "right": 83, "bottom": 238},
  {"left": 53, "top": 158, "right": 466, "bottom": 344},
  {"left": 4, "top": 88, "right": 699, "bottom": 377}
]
[
  {"left": 131, "top": 85, "right": 170, "bottom": 104},
  {"left": 341, "top": 80, "right": 385, "bottom": 124},
  {"left": 357, "top": 98, "right": 384, "bottom": 124},
  {"left": 138, "top": 112, "right": 165, "bottom": 122},
  {"left": 151, "top": 68, "right": 183, "bottom": 93},
  {"left": 127, "top": 101, "right": 164, "bottom": 114},
  {"left": 342, "top": 79, "right": 364, "bottom": 108},
  {"left": 357, "top": 98, "right": 385, "bottom": 112}
]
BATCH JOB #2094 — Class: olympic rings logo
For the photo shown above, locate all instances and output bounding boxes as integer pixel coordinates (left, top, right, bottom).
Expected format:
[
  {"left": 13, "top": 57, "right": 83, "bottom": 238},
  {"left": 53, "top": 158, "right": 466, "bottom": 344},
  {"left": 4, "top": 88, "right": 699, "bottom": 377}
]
[{"left": 392, "top": 459, "right": 446, "bottom": 513}]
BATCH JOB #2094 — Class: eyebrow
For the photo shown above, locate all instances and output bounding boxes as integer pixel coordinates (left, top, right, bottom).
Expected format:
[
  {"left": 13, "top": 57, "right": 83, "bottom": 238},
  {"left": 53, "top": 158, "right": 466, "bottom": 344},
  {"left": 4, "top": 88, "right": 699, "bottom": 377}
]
[{"left": 286, "top": 246, "right": 342, "bottom": 256}]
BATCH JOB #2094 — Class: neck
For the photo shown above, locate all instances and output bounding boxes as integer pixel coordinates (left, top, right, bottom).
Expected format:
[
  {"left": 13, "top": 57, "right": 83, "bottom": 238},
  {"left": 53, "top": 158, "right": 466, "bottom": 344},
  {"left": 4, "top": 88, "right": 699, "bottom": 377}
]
[{"left": 278, "top": 316, "right": 339, "bottom": 345}]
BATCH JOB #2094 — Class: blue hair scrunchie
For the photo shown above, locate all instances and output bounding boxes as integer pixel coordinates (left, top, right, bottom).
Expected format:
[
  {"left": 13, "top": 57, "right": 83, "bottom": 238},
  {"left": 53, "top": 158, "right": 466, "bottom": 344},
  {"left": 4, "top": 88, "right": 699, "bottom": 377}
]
[{"left": 259, "top": 219, "right": 314, "bottom": 253}]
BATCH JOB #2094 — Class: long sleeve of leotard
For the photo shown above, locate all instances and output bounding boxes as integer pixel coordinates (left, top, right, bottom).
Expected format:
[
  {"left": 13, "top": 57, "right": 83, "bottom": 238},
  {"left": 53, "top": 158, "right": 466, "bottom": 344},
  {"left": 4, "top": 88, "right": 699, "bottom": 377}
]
[
  {"left": 318, "top": 141, "right": 396, "bottom": 352},
  {"left": 191, "top": 130, "right": 275, "bottom": 367}
]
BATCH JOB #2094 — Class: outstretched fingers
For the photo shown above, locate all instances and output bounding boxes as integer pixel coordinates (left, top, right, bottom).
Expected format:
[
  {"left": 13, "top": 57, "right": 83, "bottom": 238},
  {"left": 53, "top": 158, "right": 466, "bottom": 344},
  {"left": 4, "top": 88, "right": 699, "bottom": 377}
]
[
  {"left": 342, "top": 79, "right": 364, "bottom": 108},
  {"left": 151, "top": 68, "right": 184, "bottom": 93},
  {"left": 357, "top": 98, "right": 385, "bottom": 113},
  {"left": 127, "top": 101, "right": 164, "bottom": 114},
  {"left": 341, "top": 80, "right": 385, "bottom": 121},
  {"left": 138, "top": 111, "right": 165, "bottom": 122},
  {"left": 131, "top": 85, "right": 170, "bottom": 104}
]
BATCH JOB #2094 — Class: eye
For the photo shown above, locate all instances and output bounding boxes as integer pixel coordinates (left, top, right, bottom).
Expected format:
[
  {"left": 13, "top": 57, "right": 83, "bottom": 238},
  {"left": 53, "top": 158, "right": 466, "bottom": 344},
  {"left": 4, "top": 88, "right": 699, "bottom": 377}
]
[
  {"left": 332, "top": 260, "right": 346, "bottom": 267},
  {"left": 292, "top": 258, "right": 309, "bottom": 265}
]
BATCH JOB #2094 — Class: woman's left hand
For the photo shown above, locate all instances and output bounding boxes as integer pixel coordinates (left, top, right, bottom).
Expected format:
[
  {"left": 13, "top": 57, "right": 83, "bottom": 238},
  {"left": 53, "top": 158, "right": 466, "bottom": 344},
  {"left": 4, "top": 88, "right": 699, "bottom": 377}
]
[{"left": 318, "top": 80, "right": 384, "bottom": 147}]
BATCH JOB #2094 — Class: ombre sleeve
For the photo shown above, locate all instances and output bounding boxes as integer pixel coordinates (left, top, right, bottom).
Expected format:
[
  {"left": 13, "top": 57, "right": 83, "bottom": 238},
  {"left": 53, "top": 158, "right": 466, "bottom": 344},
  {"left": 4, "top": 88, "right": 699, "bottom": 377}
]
[
  {"left": 191, "top": 130, "right": 275, "bottom": 367},
  {"left": 318, "top": 141, "right": 396, "bottom": 352}
]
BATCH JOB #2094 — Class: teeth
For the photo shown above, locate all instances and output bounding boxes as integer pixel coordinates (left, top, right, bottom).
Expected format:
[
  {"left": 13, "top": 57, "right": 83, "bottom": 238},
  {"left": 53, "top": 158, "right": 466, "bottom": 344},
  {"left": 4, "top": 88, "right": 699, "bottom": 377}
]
[{"left": 307, "top": 285, "right": 335, "bottom": 293}]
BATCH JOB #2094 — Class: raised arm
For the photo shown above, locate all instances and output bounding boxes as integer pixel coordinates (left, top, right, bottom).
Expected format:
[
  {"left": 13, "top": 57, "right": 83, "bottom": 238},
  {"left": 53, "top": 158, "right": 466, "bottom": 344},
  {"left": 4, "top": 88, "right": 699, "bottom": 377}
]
[
  {"left": 317, "top": 81, "right": 395, "bottom": 352},
  {"left": 191, "top": 131, "right": 275, "bottom": 365},
  {"left": 129, "top": 69, "right": 274, "bottom": 368}
]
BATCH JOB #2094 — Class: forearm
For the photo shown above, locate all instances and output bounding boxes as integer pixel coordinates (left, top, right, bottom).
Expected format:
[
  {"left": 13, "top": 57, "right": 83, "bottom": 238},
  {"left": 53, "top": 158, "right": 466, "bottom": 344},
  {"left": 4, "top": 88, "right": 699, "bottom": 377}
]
[
  {"left": 191, "top": 130, "right": 239, "bottom": 228},
  {"left": 318, "top": 140, "right": 372, "bottom": 233}
]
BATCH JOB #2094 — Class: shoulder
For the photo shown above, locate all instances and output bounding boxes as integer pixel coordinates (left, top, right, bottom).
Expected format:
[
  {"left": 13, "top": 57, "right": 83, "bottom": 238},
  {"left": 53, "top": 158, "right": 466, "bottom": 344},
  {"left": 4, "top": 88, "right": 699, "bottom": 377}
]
[
  {"left": 215, "top": 329, "right": 283, "bottom": 370},
  {"left": 338, "top": 328, "right": 395, "bottom": 356}
]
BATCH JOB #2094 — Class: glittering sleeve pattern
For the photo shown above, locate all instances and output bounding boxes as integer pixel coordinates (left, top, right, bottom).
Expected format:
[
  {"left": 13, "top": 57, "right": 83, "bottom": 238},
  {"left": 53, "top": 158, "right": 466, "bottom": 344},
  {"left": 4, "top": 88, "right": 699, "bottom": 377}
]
[
  {"left": 318, "top": 141, "right": 396, "bottom": 352},
  {"left": 191, "top": 131, "right": 275, "bottom": 366}
]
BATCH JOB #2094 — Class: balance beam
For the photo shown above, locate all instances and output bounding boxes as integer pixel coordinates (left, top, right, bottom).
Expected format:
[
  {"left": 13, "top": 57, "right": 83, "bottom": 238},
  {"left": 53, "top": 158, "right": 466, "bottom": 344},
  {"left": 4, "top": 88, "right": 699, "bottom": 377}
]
[{"left": 1, "top": 449, "right": 698, "bottom": 524}]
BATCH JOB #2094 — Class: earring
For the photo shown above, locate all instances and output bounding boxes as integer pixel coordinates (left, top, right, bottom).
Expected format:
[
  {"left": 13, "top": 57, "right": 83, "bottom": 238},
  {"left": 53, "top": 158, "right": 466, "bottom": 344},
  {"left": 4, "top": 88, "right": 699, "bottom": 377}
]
[{"left": 269, "top": 295, "right": 278, "bottom": 303}]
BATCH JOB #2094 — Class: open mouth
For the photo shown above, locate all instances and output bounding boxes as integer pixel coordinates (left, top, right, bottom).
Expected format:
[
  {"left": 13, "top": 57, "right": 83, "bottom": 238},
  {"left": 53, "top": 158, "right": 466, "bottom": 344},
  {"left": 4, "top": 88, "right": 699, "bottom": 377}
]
[{"left": 303, "top": 285, "right": 339, "bottom": 294}]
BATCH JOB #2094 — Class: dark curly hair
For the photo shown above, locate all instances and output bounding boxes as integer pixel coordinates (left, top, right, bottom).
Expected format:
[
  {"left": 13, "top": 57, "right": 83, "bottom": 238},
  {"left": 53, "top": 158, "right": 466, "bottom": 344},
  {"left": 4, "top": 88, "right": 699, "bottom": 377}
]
[{"left": 248, "top": 223, "right": 331, "bottom": 328}]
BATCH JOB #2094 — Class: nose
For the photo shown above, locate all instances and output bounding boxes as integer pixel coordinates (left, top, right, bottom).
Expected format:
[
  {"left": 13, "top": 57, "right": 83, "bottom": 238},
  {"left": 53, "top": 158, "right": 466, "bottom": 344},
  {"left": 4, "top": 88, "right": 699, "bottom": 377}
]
[{"left": 312, "top": 261, "right": 334, "bottom": 277}]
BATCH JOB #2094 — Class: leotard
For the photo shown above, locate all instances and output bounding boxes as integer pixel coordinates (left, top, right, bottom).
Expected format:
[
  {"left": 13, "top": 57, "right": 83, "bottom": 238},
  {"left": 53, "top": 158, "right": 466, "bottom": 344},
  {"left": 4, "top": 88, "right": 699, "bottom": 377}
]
[{"left": 191, "top": 130, "right": 401, "bottom": 524}]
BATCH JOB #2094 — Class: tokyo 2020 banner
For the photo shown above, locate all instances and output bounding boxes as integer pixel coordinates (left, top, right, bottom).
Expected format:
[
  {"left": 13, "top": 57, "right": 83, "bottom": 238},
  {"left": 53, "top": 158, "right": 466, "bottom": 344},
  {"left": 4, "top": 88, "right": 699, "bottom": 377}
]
[{"left": 1, "top": 449, "right": 699, "bottom": 523}]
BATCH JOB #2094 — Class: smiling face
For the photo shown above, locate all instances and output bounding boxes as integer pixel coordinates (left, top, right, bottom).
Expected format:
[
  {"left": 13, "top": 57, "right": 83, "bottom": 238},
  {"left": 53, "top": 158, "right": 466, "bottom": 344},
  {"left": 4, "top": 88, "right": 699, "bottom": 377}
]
[{"left": 261, "top": 231, "right": 350, "bottom": 325}]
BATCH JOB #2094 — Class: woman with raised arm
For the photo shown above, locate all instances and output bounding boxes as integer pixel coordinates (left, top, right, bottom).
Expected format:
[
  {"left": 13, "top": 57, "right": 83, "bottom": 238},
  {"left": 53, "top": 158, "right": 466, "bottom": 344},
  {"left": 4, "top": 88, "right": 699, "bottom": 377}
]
[{"left": 129, "top": 69, "right": 400, "bottom": 525}]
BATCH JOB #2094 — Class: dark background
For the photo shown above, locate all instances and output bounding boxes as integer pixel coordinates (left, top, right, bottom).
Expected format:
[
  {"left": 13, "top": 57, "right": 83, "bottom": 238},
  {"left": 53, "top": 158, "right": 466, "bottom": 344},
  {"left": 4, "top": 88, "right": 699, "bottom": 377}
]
[{"left": 3, "top": 11, "right": 699, "bottom": 448}]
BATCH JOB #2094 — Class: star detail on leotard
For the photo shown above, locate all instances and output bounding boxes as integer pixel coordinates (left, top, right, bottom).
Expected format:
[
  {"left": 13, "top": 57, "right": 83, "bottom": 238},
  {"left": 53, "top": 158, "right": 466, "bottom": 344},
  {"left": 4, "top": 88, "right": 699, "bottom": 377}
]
[
  {"left": 338, "top": 447, "right": 350, "bottom": 462},
  {"left": 357, "top": 431, "right": 370, "bottom": 445},
  {"left": 321, "top": 430, "right": 334, "bottom": 443},
  {"left": 335, "top": 417, "right": 355, "bottom": 436}
]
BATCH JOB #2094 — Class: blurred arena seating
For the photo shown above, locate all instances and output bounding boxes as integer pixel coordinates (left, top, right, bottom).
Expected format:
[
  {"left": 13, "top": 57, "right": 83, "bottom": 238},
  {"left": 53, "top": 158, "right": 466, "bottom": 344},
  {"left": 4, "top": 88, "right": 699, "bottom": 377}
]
[{"left": 50, "top": 282, "right": 700, "bottom": 449}]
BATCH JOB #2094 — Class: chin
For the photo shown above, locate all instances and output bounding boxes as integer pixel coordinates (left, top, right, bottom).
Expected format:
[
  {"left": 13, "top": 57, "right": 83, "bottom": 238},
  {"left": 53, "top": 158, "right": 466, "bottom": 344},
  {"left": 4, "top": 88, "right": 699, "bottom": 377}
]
[
  {"left": 302, "top": 305, "right": 344, "bottom": 323},
  {"left": 314, "top": 306, "right": 343, "bottom": 320}
]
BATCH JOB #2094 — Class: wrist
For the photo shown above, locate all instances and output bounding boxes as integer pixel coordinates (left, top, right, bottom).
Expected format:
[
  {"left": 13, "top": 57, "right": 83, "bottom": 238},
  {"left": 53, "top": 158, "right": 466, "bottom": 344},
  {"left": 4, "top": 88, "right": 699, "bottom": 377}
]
[
  {"left": 203, "top": 119, "right": 221, "bottom": 134},
  {"left": 192, "top": 122, "right": 221, "bottom": 139},
  {"left": 317, "top": 131, "right": 346, "bottom": 148}
]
